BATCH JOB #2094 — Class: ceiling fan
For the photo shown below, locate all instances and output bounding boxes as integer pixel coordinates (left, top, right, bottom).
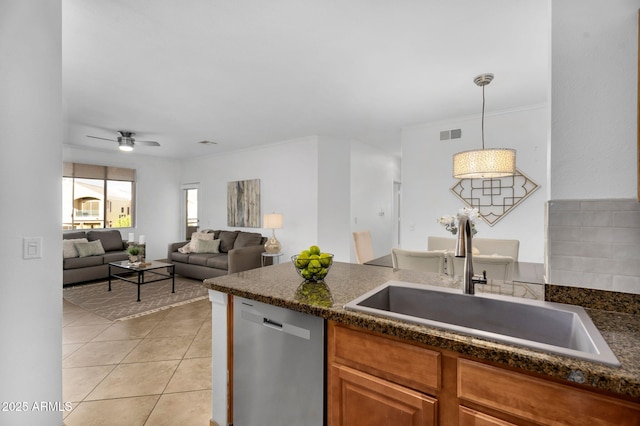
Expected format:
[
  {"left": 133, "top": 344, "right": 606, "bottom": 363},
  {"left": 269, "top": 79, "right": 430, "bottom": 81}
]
[{"left": 86, "top": 131, "right": 160, "bottom": 152}]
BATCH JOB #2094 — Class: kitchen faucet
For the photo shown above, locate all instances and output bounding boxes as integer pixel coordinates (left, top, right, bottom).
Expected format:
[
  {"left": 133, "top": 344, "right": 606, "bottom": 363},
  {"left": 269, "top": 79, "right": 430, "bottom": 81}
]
[{"left": 455, "top": 215, "right": 487, "bottom": 294}]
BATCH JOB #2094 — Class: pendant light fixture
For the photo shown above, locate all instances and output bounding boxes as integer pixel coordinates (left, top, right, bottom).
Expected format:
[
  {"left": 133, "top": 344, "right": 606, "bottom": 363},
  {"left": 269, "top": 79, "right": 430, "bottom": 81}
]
[{"left": 453, "top": 73, "right": 516, "bottom": 179}]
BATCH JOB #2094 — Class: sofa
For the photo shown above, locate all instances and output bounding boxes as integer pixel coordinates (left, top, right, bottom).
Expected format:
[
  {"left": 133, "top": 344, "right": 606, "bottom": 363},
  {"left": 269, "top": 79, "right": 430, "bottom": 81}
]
[
  {"left": 63, "top": 229, "right": 129, "bottom": 285},
  {"left": 167, "top": 229, "right": 269, "bottom": 280}
]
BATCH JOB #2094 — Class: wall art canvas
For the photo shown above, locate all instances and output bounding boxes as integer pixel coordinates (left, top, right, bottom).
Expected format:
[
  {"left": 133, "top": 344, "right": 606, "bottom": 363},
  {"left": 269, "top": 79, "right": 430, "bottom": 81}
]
[
  {"left": 227, "top": 179, "right": 260, "bottom": 228},
  {"left": 450, "top": 169, "right": 539, "bottom": 226}
]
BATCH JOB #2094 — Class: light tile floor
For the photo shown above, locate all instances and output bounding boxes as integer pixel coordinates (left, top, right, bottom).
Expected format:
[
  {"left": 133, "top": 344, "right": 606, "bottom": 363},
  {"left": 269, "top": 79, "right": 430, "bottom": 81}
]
[{"left": 62, "top": 297, "right": 212, "bottom": 426}]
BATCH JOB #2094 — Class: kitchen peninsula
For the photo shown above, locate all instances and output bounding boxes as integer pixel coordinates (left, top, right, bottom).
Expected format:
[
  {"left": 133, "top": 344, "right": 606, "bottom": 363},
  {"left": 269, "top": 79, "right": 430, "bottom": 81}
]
[{"left": 204, "top": 262, "right": 640, "bottom": 425}]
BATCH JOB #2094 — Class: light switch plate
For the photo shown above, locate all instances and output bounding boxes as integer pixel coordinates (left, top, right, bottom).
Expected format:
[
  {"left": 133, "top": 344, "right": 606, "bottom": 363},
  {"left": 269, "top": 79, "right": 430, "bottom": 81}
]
[{"left": 23, "top": 237, "right": 42, "bottom": 259}]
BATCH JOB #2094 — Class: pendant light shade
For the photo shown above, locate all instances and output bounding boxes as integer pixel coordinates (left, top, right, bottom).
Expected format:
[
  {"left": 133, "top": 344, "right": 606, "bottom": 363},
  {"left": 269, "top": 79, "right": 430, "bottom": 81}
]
[
  {"left": 453, "top": 148, "right": 516, "bottom": 179},
  {"left": 453, "top": 73, "right": 516, "bottom": 179}
]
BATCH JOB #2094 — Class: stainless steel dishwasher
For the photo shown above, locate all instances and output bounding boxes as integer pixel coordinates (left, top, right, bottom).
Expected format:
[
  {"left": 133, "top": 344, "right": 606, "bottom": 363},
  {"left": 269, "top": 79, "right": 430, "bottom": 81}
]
[{"left": 233, "top": 296, "right": 325, "bottom": 426}]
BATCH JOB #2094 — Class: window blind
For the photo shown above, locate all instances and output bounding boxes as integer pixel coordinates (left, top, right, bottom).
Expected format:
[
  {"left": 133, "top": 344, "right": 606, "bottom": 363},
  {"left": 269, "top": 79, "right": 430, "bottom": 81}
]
[{"left": 63, "top": 162, "right": 135, "bottom": 181}]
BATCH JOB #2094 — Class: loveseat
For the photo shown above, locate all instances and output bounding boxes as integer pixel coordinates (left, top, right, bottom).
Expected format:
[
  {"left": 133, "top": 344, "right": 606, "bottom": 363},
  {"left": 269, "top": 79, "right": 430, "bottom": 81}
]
[
  {"left": 63, "top": 229, "right": 129, "bottom": 285},
  {"left": 167, "top": 229, "right": 269, "bottom": 280}
]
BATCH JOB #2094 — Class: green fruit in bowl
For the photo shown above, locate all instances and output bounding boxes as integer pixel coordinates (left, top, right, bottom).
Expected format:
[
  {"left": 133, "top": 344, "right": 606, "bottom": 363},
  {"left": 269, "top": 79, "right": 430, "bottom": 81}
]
[
  {"left": 307, "top": 259, "right": 322, "bottom": 273},
  {"left": 295, "top": 255, "right": 309, "bottom": 268},
  {"left": 319, "top": 253, "right": 332, "bottom": 267},
  {"left": 316, "top": 268, "right": 328, "bottom": 279},
  {"left": 292, "top": 246, "right": 334, "bottom": 283}
]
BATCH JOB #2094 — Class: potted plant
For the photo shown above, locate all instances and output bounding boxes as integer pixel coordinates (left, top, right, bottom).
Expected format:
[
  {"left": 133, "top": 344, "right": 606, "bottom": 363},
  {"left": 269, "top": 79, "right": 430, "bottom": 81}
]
[{"left": 127, "top": 245, "right": 141, "bottom": 262}]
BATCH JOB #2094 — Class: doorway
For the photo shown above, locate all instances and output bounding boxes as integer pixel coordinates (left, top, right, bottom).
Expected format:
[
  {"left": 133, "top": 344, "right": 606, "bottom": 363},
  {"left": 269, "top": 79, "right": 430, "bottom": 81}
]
[{"left": 182, "top": 184, "right": 199, "bottom": 239}]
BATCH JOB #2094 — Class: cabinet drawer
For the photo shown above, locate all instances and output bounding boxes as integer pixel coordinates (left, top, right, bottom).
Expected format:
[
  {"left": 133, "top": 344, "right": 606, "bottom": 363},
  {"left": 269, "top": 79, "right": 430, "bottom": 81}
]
[
  {"left": 458, "top": 358, "right": 640, "bottom": 426},
  {"left": 459, "top": 406, "right": 517, "bottom": 426},
  {"left": 330, "top": 323, "right": 440, "bottom": 393},
  {"left": 329, "top": 364, "right": 437, "bottom": 426}
]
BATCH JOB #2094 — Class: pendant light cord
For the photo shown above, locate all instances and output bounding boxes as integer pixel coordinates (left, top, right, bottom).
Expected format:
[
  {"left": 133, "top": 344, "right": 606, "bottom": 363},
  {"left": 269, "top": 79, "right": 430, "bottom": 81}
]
[{"left": 481, "top": 84, "right": 485, "bottom": 150}]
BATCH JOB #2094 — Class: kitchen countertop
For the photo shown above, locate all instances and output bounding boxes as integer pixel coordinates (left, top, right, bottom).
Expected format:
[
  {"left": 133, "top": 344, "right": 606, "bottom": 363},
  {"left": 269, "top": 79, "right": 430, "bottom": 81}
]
[{"left": 203, "top": 261, "right": 640, "bottom": 399}]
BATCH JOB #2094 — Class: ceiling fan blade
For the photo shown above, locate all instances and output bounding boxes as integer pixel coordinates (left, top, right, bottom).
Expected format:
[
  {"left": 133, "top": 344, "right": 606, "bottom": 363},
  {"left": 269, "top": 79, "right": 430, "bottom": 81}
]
[
  {"left": 136, "top": 140, "right": 161, "bottom": 147},
  {"left": 87, "top": 135, "right": 117, "bottom": 142}
]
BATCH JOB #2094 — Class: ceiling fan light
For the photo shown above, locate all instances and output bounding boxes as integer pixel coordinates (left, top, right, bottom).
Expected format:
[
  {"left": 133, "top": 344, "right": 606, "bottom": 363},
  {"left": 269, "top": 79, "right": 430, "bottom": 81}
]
[
  {"left": 118, "top": 138, "right": 134, "bottom": 151},
  {"left": 453, "top": 148, "right": 516, "bottom": 179}
]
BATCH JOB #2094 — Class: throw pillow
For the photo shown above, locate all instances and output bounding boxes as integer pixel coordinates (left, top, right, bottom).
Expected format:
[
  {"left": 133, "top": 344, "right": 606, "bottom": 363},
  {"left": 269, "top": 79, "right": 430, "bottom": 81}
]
[
  {"left": 87, "top": 230, "right": 124, "bottom": 251},
  {"left": 218, "top": 230, "right": 240, "bottom": 253},
  {"left": 191, "top": 231, "right": 215, "bottom": 242},
  {"left": 234, "top": 232, "right": 263, "bottom": 248},
  {"left": 177, "top": 242, "right": 192, "bottom": 254},
  {"left": 63, "top": 238, "right": 88, "bottom": 258},
  {"left": 74, "top": 240, "right": 106, "bottom": 257},
  {"left": 192, "top": 238, "right": 221, "bottom": 254},
  {"left": 178, "top": 231, "right": 214, "bottom": 254}
]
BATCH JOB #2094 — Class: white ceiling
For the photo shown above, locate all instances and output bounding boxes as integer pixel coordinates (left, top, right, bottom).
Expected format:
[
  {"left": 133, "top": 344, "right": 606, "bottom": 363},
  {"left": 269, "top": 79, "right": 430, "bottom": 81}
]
[{"left": 62, "top": 0, "right": 549, "bottom": 159}]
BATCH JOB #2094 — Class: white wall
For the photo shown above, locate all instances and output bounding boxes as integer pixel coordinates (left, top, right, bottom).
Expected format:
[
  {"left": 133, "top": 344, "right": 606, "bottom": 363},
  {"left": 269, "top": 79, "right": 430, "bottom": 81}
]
[
  {"left": 550, "top": 0, "right": 638, "bottom": 199},
  {"left": 401, "top": 105, "right": 549, "bottom": 263},
  {"left": 0, "top": 1, "right": 63, "bottom": 424},
  {"left": 63, "top": 147, "right": 183, "bottom": 261},
  {"left": 318, "top": 136, "right": 352, "bottom": 261},
  {"left": 546, "top": 0, "right": 640, "bottom": 291},
  {"left": 180, "top": 137, "right": 319, "bottom": 262},
  {"left": 350, "top": 141, "right": 400, "bottom": 261},
  {"left": 179, "top": 135, "right": 399, "bottom": 264}
]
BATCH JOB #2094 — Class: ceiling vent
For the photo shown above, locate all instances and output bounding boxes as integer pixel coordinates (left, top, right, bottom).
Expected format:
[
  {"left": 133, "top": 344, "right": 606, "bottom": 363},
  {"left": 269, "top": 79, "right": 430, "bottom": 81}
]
[{"left": 440, "top": 129, "right": 462, "bottom": 141}]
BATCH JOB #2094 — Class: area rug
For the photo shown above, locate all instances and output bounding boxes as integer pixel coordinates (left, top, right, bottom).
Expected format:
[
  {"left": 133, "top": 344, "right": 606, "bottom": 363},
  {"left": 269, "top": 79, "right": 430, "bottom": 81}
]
[{"left": 63, "top": 275, "right": 209, "bottom": 321}]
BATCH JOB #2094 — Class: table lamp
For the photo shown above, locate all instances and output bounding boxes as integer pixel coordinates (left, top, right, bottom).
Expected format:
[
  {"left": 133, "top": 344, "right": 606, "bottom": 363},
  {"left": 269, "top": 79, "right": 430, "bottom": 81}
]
[{"left": 263, "top": 213, "right": 283, "bottom": 254}]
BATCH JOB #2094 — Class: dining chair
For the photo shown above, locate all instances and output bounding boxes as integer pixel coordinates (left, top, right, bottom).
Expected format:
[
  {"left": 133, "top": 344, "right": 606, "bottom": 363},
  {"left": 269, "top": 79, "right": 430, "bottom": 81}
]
[
  {"left": 353, "top": 230, "right": 375, "bottom": 264},
  {"left": 446, "top": 253, "right": 515, "bottom": 282},
  {"left": 473, "top": 238, "right": 520, "bottom": 261},
  {"left": 428, "top": 236, "right": 519, "bottom": 260},
  {"left": 391, "top": 248, "right": 446, "bottom": 274},
  {"left": 427, "top": 236, "right": 456, "bottom": 251}
]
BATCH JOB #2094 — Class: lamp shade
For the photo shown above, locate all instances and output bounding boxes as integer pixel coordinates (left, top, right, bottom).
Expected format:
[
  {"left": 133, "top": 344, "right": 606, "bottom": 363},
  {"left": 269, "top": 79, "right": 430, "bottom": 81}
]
[
  {"left": 453, "top": 148, "right": 516, "bottom": 179},
  {"left": 263, "top": 213, "right": 283, "bottom": 229}
]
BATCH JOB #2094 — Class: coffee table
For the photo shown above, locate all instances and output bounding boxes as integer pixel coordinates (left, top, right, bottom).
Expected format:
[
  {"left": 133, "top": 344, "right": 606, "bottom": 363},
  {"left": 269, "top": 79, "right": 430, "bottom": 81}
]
[{"left": 108, "top": 260, "right": 175, "bottom": 302}]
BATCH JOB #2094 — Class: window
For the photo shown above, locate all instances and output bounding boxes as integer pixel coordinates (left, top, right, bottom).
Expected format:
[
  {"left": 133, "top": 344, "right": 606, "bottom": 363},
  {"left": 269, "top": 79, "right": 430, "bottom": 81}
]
[{"left": 63, "top": 163, "right": 136, "bottom": 230}]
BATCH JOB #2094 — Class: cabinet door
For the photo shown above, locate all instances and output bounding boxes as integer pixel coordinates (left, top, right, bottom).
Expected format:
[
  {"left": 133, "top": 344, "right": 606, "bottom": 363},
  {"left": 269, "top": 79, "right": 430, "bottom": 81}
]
[{"left": 329, "top": 364, "right": 437, "bottom": 426}]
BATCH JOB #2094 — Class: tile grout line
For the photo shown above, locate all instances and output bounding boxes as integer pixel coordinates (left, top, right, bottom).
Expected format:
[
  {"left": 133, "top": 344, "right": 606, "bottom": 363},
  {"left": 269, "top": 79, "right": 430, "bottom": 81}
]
[
  {"left": 63, "top": 298, "right": 213, "bottom": 425},
  {"left": 145, "top": 308, "right": 210, "bottom": 423}
]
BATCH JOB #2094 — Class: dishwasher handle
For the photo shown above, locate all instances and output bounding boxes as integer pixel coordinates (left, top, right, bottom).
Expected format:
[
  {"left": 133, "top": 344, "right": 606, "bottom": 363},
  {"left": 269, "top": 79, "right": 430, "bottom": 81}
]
[
  {"left": 263, "top": 317, "right": 283, "bottom": 330},
  {"left": 240, "top": 309, "right": 311, "bottom": 340}
]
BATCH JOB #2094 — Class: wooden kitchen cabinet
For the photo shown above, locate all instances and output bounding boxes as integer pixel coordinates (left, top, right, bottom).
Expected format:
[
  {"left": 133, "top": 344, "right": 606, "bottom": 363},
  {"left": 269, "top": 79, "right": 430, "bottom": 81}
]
[
  {"left": 327, "top": 321, "right": 440, "bottom": 425},
  {"left": 329, "top": 364, "right": 437, "bottom": 425},
  {"left": 458, "top": 358, "right": 640, "bottom": 426},
  {"left": 327, "top": 321, "right": 640, "bottom": 426},
  {"left": 458, "top": 406, "right": 517, "bottom": 426}
]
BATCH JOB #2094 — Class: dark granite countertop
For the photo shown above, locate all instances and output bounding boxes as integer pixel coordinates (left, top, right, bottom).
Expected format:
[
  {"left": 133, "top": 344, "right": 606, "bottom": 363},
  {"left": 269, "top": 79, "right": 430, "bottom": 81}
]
[{"left": 203, "top": 261, "right": 640, "bottom": 400}]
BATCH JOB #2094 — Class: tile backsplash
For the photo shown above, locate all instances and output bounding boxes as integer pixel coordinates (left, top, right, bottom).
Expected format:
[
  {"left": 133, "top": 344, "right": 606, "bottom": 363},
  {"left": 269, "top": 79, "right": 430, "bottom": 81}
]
[{"left": 546, "top": 199, "right": 640, "bottom": 294}]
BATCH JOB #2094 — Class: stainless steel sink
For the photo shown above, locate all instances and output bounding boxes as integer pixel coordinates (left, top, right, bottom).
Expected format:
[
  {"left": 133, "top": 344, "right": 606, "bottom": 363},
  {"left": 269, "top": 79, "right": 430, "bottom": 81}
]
[{"left": 344, "top": 281, "right": 620, "bottom": 367}]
